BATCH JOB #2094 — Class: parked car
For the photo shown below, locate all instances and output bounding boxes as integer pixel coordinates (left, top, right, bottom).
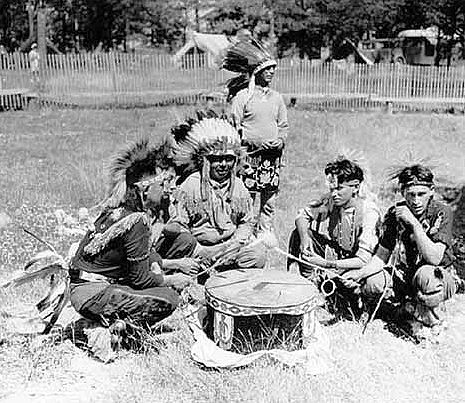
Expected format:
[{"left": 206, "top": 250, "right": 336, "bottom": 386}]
[{"left": 359, "top": 27, "right": 462, "bottom": 66}]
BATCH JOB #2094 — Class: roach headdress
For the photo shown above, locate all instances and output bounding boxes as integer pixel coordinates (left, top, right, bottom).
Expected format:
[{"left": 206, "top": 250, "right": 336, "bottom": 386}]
[
  {"left": 104, "top": 138, "right": 174, "bottom": 208},
  {"left": 387, "top": 152, "right": 437, "bottom": 190}
]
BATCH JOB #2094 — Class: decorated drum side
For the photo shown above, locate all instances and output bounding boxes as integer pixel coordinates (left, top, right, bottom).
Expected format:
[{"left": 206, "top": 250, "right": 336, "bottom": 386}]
[
  {"left": 204, "top": 269, "right": 321, "bottom": 353},
  {"left": 241, "top": 149, "right": 282, "bottom": 192}
]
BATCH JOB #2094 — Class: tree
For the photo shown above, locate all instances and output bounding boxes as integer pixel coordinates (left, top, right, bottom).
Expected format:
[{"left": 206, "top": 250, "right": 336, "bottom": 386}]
[
  {"left": 205, "top": 0, "right": 406, "bottom": 58},
  {"left": 422, "top": 0, "right": 465, "bottom": 64},
  {"left": 45, "top": 0, "right": 186, "bottom": 52},
  {"left": 0, "top": 0, "right": 30, "bottom": 51}
]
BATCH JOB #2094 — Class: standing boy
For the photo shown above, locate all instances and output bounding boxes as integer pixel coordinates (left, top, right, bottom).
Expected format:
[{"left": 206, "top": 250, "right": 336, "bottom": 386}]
[{"left": 223, "top": 38, "right": 288, "bottom": 232}]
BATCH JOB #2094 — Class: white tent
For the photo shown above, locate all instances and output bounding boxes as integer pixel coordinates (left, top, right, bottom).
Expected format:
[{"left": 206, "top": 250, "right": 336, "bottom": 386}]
[{"left": 174, "top": 31, "right": 232, "bottom": 68}]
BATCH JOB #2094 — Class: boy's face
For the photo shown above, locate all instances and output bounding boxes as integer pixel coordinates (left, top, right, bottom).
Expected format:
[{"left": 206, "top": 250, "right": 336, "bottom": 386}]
[
  {"left": 402, "top": 184, "right": 433, "bottom": 217},
  {"left": 208, "top": 154, "right": 236, "bottom": 182},
  {"left": 328, "top": 176, "right": 359, "bottom": 207}
]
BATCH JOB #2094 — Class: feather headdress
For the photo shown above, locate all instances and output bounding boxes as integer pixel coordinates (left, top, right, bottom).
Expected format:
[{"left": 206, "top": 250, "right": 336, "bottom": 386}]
[
  {"left": 222, "top": 38, "right": 277, "bottom": 100},
  {"left": 171, "top": 111, "right": 243, "bottom": 172},
  {"left": 104, "top": 138, "right": 174, "bottom": 209},
  {"left": 171, "top": 111, "right": 245, "bottom": 200}
]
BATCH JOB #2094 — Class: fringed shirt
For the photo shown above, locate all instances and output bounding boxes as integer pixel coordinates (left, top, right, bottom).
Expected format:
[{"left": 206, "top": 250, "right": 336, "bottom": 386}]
[
  {"left": 71, "top": 207, "right": 164, "bottom": 289},
  {"left": 169, "top": 172, "right": 254, "bottom": 245}
]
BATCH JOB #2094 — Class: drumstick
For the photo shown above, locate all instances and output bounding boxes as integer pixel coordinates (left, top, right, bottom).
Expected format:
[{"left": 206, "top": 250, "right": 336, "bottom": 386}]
[
  {"left": 251, "top": 231, "right": 345, "bottom": 280},
  {"left": 271, "top": 247, "right": 346, "bottom": 280},
  {"left": 253, "top": 281, "right": 316, "bottom": 290},
  {"left": 193, "top": 241, "right": 242, "bottom": 278}
]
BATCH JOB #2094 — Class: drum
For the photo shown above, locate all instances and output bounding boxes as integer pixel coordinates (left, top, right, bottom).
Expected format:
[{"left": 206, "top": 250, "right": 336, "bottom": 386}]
[
  {"left": 204, "top": 269, "right": 321, "bottom": 353},
  {"left": 241, "top": 149, "right": 282, "bottom": 192}
]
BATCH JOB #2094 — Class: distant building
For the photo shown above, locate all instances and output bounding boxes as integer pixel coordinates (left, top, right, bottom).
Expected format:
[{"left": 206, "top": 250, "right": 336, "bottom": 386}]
[{"left": 174, "top": 31, "right": 232, "bottom": 68}]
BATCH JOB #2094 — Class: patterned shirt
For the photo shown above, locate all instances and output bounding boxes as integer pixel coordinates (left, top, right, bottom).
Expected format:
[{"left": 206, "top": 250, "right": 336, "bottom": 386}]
[
  {"left": 379, "top": 198, "right": 454, "bottom": 271},
  {"left": 296, "top": 195, "right": 381, "bottom": 263},
  {"left": 169, "top": 172, "right": 254, "bottom": 245},
  {"left": 231, "top": 87, "right": 289, "bottom": 143}
]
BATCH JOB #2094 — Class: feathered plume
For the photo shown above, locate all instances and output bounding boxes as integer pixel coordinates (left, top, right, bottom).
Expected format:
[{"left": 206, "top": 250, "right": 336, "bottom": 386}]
[
  {"left": 224, "top": 74, "right": 250, "bottom": 101},
  {"left": 1, "top": 248, "right": 70, "bottom": 335},
  {"left": 335, "top": 148, "right": 375, "bottom": 199},
  {"left": 222, "top": 39, "right": 275, "bottom": 74},
  {"left": 386, "top": 151, "right": 439, "bottom": 182},
  {"left": 222, "top": 38, "right": 277, "bottom": 100}
]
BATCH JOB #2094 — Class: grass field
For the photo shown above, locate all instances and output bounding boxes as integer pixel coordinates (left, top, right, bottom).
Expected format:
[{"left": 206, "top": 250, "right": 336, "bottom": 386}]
[{"left": 0, "top": 107, "right": 464, "bottom": 403}]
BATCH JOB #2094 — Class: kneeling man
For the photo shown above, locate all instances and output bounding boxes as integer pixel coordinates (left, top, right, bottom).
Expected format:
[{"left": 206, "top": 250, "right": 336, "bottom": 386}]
[{"left": 70, "top": 139, "right": 192, "bottom": 341}]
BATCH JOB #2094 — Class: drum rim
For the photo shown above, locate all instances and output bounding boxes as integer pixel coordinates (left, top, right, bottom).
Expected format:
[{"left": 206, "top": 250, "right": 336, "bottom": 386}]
[{"left": 205, "top": 291, "right": 320, "bottom": 316}]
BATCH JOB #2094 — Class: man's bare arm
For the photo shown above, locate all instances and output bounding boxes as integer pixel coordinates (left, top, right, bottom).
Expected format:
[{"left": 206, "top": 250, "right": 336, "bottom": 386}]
[{"left": 411, "top": 222, "right": 446, "bottom": 265}]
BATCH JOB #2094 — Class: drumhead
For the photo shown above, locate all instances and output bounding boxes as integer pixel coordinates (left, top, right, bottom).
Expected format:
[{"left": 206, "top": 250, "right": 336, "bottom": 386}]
[{"left": 205, "top": 269, "right": 320, "bottom": 316}]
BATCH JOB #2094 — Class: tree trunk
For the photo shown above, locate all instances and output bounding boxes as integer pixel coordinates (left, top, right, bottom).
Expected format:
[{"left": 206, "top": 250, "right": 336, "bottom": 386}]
[{"left": 20, "top": 1, "right": 36, "bottom": 51}]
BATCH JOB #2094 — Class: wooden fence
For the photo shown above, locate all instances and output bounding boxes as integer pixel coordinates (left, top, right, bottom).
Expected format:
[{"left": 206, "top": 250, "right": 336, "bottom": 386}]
[{"left": 1, "top": 51, "right": 465, "bottom": 111}]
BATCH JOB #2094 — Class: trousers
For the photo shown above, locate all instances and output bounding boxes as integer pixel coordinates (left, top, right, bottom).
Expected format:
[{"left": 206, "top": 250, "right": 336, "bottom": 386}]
[
  {"left": 153, "top": 231, "right": 197, "bottom": 260},
  {"left": 288, "top": 227, "right": 457, "bottom": 325},
  {"left": 251, "top": 190, "right": 278, "bottom": 232},
  {"left": 362, "top": 264, "right": 457, "bottom": 326},
  {"left": 70, "top": 281, "right": 179, "bottom": 327}
]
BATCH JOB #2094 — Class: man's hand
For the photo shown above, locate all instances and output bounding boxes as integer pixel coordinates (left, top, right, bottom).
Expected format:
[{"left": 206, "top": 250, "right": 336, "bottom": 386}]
[
  {"left": 299, "top": 236, "right": 313, "bottom": 256},
  {"left": 173, "top": 258, "right": 202, "bottom": 275},
  {"left": 395, "top": 205, "right": 419, "bottom": 228},
  {"left": 301, "top": 253, "right": 327, "bottom": 269},
  {"left": 150, "top": 261, "right": 163, "bottom": 274},
  {"left": 340, "top": 269, "right": 364, "bottom": 288},
  {"left": 164, "top": 273, "right": 193, "bottom": 292}
]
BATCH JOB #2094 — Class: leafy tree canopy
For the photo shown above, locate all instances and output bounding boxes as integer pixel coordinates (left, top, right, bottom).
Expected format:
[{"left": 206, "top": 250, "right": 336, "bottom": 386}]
[{"left": 0, "top": 0, "right": 463, "bottom": 58}]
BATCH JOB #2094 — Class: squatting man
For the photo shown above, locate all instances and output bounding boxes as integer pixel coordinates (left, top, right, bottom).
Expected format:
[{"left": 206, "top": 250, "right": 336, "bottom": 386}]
[{"left": 290, "top": 160, "right": 461, "bottom": 337}]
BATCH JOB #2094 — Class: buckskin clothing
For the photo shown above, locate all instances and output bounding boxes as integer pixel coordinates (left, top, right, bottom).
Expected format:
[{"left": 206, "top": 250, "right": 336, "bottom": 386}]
[
  {"left": 169, "top": 172, "right": 265, "bottom": 269},
  {"left": 70, "top": 206, "right": 178, "bottom": 326},
  {"left": 170, "top": 172, "right": 254, "bottom": 245}
]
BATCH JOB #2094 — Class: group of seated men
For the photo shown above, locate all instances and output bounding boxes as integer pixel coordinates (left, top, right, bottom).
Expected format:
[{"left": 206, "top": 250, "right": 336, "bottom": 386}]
[{"left": 68, "top": 111, "right": 461, "bottom": 347}]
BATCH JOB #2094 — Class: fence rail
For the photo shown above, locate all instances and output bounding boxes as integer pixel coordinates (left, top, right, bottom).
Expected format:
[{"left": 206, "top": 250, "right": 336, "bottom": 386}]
[{"left": 1, "top": 52, "right": 465, "bottom": 111}]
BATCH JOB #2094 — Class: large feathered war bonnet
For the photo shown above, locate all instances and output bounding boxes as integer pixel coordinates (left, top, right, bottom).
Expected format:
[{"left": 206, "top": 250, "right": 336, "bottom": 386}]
[
  {"left": 171, "top": 111, "right": 245, "bottom": 201},
  {"left": 222, "top": 37, "right": 277, "bottom": 100},
  {"left": 104, "top": 138, "right": 175, "bottom": 209}
]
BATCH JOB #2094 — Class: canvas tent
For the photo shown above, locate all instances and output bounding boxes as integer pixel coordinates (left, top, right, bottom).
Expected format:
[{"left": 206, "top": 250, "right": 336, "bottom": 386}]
[{"left": 174, "top": 31, "right": 232, "bottom": 68}]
